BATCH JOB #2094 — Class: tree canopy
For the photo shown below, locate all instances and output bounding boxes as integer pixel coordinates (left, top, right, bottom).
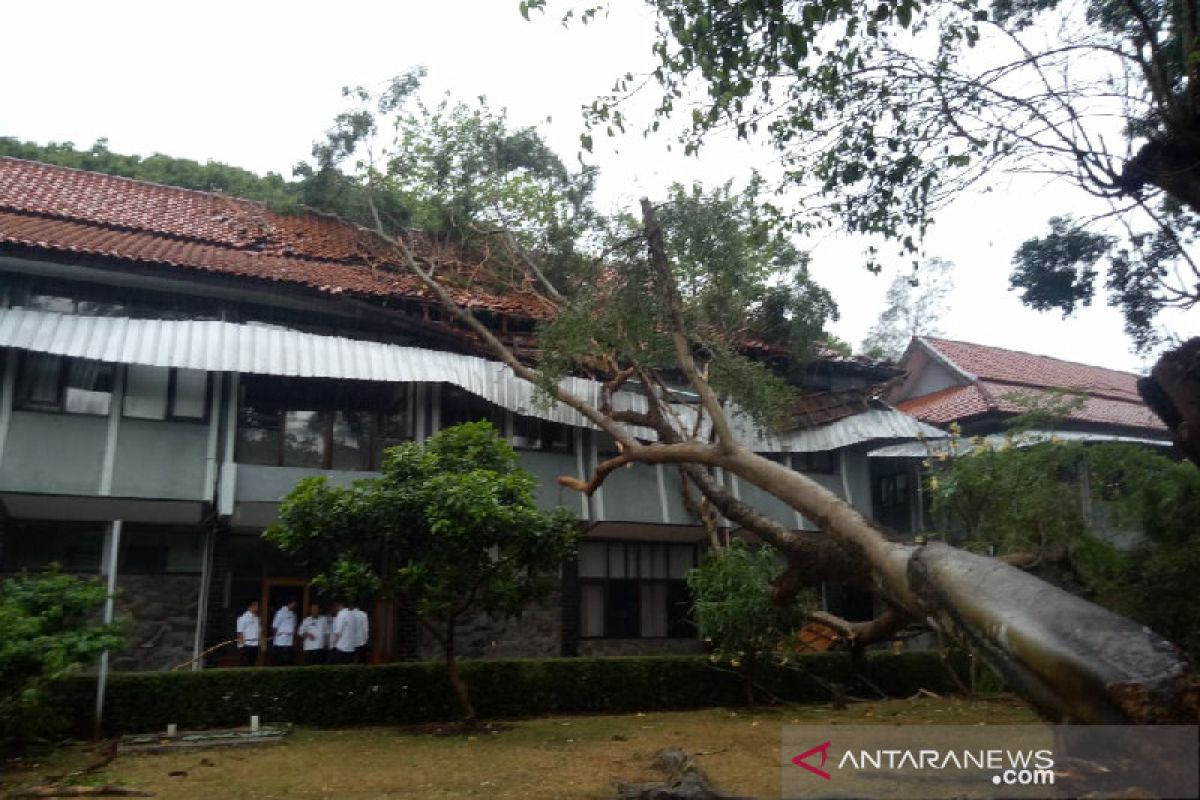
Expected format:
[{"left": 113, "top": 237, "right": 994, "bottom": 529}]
[
  {"left": 264, "top": 422, "right": 578, "bottom": 720},
  {"left": 861, "top": 257, "right": 955, "bottom": 360}
]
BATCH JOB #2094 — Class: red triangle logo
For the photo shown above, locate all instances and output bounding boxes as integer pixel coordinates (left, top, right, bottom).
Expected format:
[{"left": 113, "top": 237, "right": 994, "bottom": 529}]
[{"left": 792, "top": 740, "right": 832, "bottom": 780}]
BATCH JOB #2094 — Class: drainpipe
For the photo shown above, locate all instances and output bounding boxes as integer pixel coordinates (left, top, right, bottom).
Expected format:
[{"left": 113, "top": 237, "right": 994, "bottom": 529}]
[{"left": 94, "top": 518, "right": 123, "bottom": 738}]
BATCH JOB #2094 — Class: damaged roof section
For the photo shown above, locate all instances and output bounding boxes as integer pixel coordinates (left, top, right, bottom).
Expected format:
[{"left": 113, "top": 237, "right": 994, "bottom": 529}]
[{"left": 0, "top": 157, "right": 557, "bottom": 320}]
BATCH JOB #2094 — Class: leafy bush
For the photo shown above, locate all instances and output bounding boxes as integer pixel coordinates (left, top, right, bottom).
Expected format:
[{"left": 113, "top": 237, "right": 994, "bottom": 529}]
[
  {"left": 50, "top": 652, "right": 966, "bottom": 735},
  {"left": 1, "top": 570, "right": 122, "bottom": 742},
  {"left": 687, "top": 541, "right": 816, "bottom": 701}
]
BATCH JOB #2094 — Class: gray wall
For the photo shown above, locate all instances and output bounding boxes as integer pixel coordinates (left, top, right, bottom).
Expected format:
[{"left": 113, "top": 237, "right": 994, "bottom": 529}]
[
  {"left": 110, "top": 418, "right": 209, "bottom": 500},
  {"left": 234, "top": 464, "right": 378, "bottom": 503},
  {"left": 0, "top": 411, "right": 108, "bottom": 494},
  {"left": 519, "top": 450, "right": 584, "bottom": 515}
]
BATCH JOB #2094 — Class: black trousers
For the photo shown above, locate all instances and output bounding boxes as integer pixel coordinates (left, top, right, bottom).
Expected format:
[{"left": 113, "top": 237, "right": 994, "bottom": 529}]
[
  {"left": 329, "top": 648, "right": 355, "bottom": 665},
  {"left": 271, "top": 645, "right": 293, "bottom": 666},
  {"left": 301, "top": 649, "right": 326, "bottom": 666},
  {"left": 355, "top": 644, "right": 369, "bottom": 664},
  {"left": 239, "top": 645, "right": 260, "bottom": 666}
]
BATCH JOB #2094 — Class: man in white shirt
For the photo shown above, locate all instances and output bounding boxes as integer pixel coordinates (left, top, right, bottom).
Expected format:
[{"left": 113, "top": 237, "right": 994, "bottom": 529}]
[
  {"left": 352, "top": 601, "right": 370, "bottom": 664},
  {"left": 330, "top": 601, "right": 357, "bottom": 665},
  {"left": 297, "top": 602, "right": 328, "bottom": 666},
  {"left": 236, "top": 600, "right": 261, "bottom": 667},
  {"left": 270, "top": 598, "right": 298, "bottom": 666}
]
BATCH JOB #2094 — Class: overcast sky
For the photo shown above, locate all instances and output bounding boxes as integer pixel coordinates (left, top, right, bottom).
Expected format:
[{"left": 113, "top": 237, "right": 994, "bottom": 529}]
[{"left": 2, "top": 0, "right": 1193, "bottom": 373}]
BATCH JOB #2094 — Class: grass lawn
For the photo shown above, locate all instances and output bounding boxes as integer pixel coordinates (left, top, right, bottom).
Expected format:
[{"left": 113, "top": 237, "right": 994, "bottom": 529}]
[{"left": 1, "top": 695, "right": 1038, "bottom": 799}]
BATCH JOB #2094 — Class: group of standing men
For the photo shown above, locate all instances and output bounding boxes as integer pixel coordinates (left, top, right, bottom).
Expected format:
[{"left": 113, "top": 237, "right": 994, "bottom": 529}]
[{"left": 235, "top": 599, "right": 370, "bottom": 666}]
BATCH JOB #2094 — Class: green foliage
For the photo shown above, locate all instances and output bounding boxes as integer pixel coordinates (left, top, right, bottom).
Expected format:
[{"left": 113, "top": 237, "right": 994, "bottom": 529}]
[
  {"left": 266, "top": 422, "right": 578, "bottom": 622},
  {"left": 48, "top": 651, "right": 966, "bottom": 734},
  {"left": 0, "top": 569, "right": 123, "bottom": 742},
  {"left": 925, "top": 425, "right": 1200, "bottom": 658},
  {"left": 536, "top": 180, "right": 839, "bottom": 430},
  {"left": 687, "top": 541, "right": 814, "bottom": 672}
]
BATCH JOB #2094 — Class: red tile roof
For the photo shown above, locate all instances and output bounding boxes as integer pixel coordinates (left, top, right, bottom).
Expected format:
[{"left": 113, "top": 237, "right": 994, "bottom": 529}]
[
  {"left": 897, "top": 337, "right": 1166, "bottom": 434},
  {"left": 0, "top": 157, "right": 556, "bottom": 319}
]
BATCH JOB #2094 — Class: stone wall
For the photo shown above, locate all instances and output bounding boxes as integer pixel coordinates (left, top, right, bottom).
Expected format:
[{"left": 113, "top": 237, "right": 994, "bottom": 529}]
[
  {"left": 111, "top": 573, "right": 202, "bottom": 672},
  {"left": 419, "top": 589, "right": 563, "bottom": 661},
  {"left": 578, "top": 637, "right": 704, "bottom": 657}
]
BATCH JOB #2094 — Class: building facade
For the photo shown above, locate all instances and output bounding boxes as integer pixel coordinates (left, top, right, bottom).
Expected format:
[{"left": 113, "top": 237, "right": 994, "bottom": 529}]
[{"left": 0, "top": 158, "right": 942, "bottom": 670}]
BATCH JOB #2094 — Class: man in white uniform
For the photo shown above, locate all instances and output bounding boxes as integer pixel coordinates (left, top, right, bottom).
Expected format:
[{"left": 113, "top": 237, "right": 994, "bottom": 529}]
[
  {"left": 297, "top": 602, "right": 328, "bottom": 666},
  {"left": 330, "top": 601, "right": 357, "bottom": 665},
  {"left": 236, "top": 600, "right": 261, "bottom": 667},
  {"left": 270, "top": 598, "right": 298, "bottom": 666},
  {"left": 352, "top": 601, "right": 370, "bottom": 664}
]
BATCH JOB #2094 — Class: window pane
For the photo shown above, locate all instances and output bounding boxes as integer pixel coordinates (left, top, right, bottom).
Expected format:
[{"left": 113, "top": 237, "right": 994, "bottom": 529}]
[
  {"left": 667, "top": 581, "right": 696, "bottom": 638},
  {"left": 283, "top": 410, "right": 328, "bottom": 468},
  {"left": 578, "top": 542, "right": 606, "bottom": 578},
  {"left": 237, "top": 406, "right": 281, "bottom": 465},
  {"left": 608, "top": 542, "right": 626, "bottom": 579},
  {"left": 545, "top": 421, "right": 573, "bottom": 453},
  {"left": 512, "top": 415, "right": 542, "bottom": 450},
  {"left": 123, "top": 365, "right": 169, "bottom": 419},
  {"left": 64, "top": 360, "right": 114, "bottom": 415},
  {"left": 16, "top": 353, "right": 62, "bottom": 409},
  {"left": 580, "top": 583, "right": 605, "bottom": 637},
  {"left": 668, "top": 545, "right": 695, "bottom": 579},
  {"left": 605, "top": 580, "right": 639, "bottom": 638},
  {"left": 1, "top": 523, "right": 103, "bottom": 572},
  {"left": 171, "top": 369, "right": 208, "bottom": 419},
  {"left": 640, "top": 582, "right": 668, "bottom": 637},
  {"left": 441, "top": 384, "right": 504, "bottom": 432},
  {"left": 331, "top": 410, "right": 372, "bottom": 471}
]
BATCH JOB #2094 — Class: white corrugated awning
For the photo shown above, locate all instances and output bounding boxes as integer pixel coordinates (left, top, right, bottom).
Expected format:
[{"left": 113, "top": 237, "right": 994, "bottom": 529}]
[
  {"left": 868, "top": 430, "right": 1173, "bottom": 458},
  {"left": 0, "top": 307, "right": 940, "bottom": 452},
  {"left": 733, "top": 408, "right": 947, "bottom": 452}
]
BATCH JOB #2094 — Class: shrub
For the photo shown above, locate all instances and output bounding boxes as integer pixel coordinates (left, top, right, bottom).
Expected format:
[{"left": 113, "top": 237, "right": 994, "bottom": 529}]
[
  {"left": 1, "top": 570, "right": 123, "bottom": 742},
  {"left": 54, "top": 652, "right": 967, "bottom": 735}
]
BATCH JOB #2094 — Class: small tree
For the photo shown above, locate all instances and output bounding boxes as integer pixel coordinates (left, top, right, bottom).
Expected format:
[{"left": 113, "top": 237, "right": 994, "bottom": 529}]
[
  {"left": 687, "top": 540, "right": 813, "bottom": 703},
  {"left": 0, "top": 569, "right": 122, "bottom": 743},
  {"left": 265, "top": 421, "right": 578, "bottom": 721}
]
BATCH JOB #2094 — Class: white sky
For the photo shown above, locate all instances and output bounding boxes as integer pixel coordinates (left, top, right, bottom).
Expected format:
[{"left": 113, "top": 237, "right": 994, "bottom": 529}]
[{"left": 1, "top": 0, "right": 1194, "bottom": 374}]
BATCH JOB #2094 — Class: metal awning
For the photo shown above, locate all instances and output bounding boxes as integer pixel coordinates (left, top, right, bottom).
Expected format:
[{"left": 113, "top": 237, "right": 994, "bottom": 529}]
[
  {"left": 868, "top": 430, "right": 1173, "bottom": 458},
  {"left": 0, "top": 307, "right": 941, "bottom": 452}
]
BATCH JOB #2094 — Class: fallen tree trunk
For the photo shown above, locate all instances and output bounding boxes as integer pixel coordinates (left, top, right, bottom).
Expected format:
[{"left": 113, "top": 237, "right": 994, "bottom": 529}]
[{"left": 1139, "top": 336, "right": 1200, "bottom": 467}]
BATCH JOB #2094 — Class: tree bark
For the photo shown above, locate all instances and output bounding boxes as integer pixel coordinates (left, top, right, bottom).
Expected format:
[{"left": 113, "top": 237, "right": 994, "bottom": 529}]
[{"left": 442, "top": 614, "right": 476, "bottom": 723}]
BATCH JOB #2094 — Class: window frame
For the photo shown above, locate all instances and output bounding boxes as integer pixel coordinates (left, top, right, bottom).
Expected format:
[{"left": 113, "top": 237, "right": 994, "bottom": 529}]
[
  {"left": 14, "top": 353, "right": 117, "bottom": 417},
  {"left": 577, "top": 539, "right": 698, "bottom": 640},
  {"left": 235, "top": 377, "right": 406, "bottom": 472}
]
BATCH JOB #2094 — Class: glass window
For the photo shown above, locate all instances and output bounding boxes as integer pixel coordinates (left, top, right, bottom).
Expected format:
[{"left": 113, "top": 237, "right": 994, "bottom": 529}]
[
  {"left": 124, "top": 365, "right": 169, "bottom": 420},
  {"left": 15, "top": 353, "right": 63, "bottom": 410},
  {"left": 796, "top": 450, "right": 838, "bottom": 474},
  {"left": 668, "top": 544, "right": 695, "bottom": 579},
  {"left": 578, "top": 542, "right": 607, "bottom": 578},
  {"left": 170, "top": 369, "right": 208, "bottom": 419},
  {"left": 237, "top": 406, "right": 282, "bottom": 465},
  {"left": 63, "top": 360, "right": 114, "bottom": 415},
  {"left": 283, "top": 410, "right": 328, "bottom": 468},
  {"left": 331, "top": 411, "right": 372, "bottom": 471},
  {"left": 0, "top": 523, "right": 104, "bottom": 573},
  {"left": 578, "top": 540, "right": 698, "bottom": 639},
  {"left": 640, "top": 582, "right": 669, "bottom": 637},
  {"left": 440, "top": 384, "right": 505, "bottom": 432},
  {"left": 580, "top": 584, "right": 605, "bottom": 638},
  {"left": 512, "top": 415, "right": 543, "bottom": 450}
]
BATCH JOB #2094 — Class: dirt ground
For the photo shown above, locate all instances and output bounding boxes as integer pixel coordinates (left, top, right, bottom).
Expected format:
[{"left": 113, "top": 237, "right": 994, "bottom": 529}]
[{"left": 0, "top": 695, "right": 1038, "bottom": 799}]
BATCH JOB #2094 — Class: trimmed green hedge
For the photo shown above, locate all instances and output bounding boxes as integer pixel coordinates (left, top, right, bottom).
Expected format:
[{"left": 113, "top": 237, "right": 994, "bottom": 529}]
[{"left": 55, "top": 652, "right": 965, "bottom": 735}]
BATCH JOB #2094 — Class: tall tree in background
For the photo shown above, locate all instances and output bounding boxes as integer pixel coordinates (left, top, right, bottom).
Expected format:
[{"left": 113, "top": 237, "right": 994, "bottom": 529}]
[{"left": 861, "top": 258, "right": 956, "bottom": 361}]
